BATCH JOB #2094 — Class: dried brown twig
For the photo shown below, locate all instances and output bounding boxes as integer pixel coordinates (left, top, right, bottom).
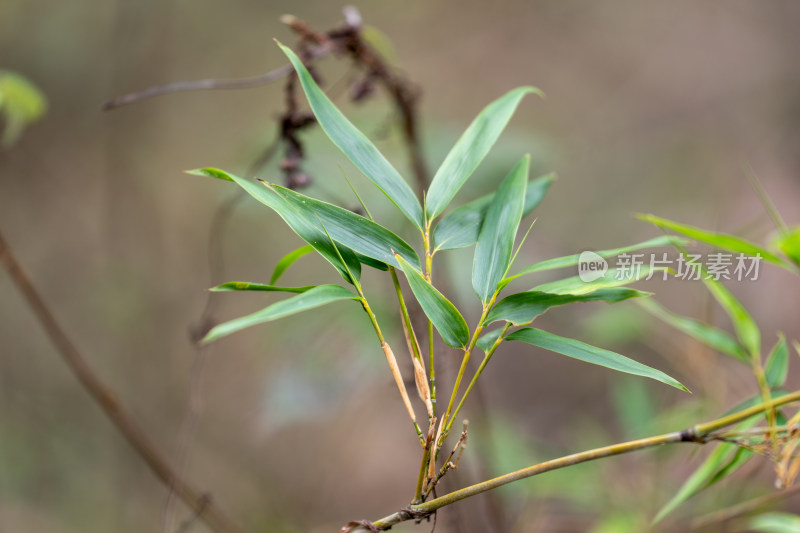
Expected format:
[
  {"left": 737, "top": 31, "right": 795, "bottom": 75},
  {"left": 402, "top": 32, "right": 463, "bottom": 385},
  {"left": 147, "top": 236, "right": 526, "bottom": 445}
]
[
  {"left": 0, "top": 229, "right": 242, "bottom": 533},
  {"left": 103, "top": 6, "right": 429, "bottom": 193}
]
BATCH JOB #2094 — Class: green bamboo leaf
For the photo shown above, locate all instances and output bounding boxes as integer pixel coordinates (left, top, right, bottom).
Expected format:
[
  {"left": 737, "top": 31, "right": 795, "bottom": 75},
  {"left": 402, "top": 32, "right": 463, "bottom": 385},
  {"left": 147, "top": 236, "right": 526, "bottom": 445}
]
[
  {"left": 507, "top": 328, "right": 687, "bottom": 390},
  {"left": 211, "top": 282, "right": 315, "bottom": 293},
  {"left": 774, "top": 226, "right": 800, "bottom": 268},
  {"left": 188, "top": 168, "right": 362, "bottom": 284},
  {"left": 766, "top": 333, "right": 789, "bottom": 388},
  {"left": 394, "top": 254, "right": 469, "bottom": 349},
  {"left": 432, "top": 173, "right": 555, "bottom": 252},
  {"left": 426, "top": 86, "right": 543, "bottom": 219},
  {"left": 486, "top": 288, "right": 649, "bottom": 326},
  {"left": 653, "top": 393, "right": 778, "bottom": 524},
  {"left": 749, "top": 512, "right": 800, "bottom": 533},
  {"left": 508, "top": 328, "right": 686, "bottom": 390},
  {"left": 202, "top": 284, "right": 359, "bottom": 343},
  {"left": 270, "top": 245, "right": 314, "bottom": 284},
  {"left": 501, "top": 236, "right": 686, "bottom": 289},
  {"left": 702, "top": 276, "right": 761, "bottom": 359},
  {"left": 638, "top": 214, "right": 786, "bottom": 266},
  {"left": 268, "top": 183, "right": 420, "bottom": 270},
  {"left": 653, "top": 423, "right": 757, "bottom": 524},
  {"left": 532, "top": 266, "right": 665, "bottom": 296},
  {"left": 654, "top": 442, "right": 753, "bottom": 524},
  {"left": 636, "top": 299, "right": 749, "bottom": 364},
  {"left": 278, "top": 43, "right": 423, "bottom": 229},
  {"left": 473, "top": 156, "right": 528, "bottom": 303}
]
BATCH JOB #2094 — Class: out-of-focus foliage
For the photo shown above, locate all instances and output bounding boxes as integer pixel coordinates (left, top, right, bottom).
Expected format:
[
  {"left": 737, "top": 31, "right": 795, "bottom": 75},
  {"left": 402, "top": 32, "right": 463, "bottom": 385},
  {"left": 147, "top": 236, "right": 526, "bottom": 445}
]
[{"left": 0, "top": 70, "right": 46, "bottom": 147}]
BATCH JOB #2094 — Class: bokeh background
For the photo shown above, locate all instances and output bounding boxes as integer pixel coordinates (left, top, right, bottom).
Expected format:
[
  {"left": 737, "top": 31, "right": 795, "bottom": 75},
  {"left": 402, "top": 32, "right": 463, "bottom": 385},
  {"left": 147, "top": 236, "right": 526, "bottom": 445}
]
[{"left": 2, "top": 1, "right": 800, "bottom": 532}]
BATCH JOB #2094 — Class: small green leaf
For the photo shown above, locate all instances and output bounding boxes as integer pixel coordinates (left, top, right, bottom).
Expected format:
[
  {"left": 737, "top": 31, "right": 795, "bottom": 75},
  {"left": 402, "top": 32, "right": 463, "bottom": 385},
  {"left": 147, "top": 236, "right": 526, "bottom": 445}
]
[
  {"left": 268, "top": 183, "right": 420, "bottom": 270},
  {"left": 702, "top": 275, "right": 761, "bottom": 360},
  {"left": 486, "top": 288, "right": 649, "bottom": 326},
  {"left": 189, "top": 168, "right": 362, "bottom": 284},
  {"left": 532, "top": 266, "right": 664, "bottom": 296},
  {"left": 749, "top": 512, "right": 800, "bottom": 533},
  {"left": 270, "top": 245, "right": 314, "bottom": 284},
  {"left": 211, "top": 282, "right": 315, "bottom": 293},
  {"left": 425, "top": 86, "right": 544, "bottom": 219},
  {"left": 774, "top": 226, "right": 800, "bottom": 268},
  {"left": 473, "top": 156, "right": 528, "bottom": 303},
  {"left": 202, "top": 285, "right": 359, "bottom": 343},
  {"left": 477, "top": 328, "right": 505, "bottom": 353},
  {"left": 0, "top": 70, "right": 47, "bottom": 147},
  {"left": 502, "top": 236, "right": 686, "bottom": 288},
  {"left": 278, "top": 43, "right": 423, "bottom": 229},
  {"left": 766, "top": 333, "right": 789, "bottom": 388},
  {"left": 394, "top": 254, "right": 469, "bottom": 349},
  {"left": 638, "top": 214, "right": 786, "bottom": 266},
  {"left": 506, "top": 328, "right": 687, "bottom": 391},
  {"left": 636, "top": 299, "right": 749, "bottom": 364},
  {"left": 432, "top": 173, "right": 554, "bottom": 252}
]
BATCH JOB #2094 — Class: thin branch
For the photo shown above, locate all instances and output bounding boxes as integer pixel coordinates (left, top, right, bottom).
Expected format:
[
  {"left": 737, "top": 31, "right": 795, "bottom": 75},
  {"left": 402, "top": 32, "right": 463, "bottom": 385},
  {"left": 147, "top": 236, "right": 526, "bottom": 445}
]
[
  {"left": 346, "top": 391, "right": 800, "bottom": 531},
  {"left": 0, "top": 229, "right": 242, "bottom": 533},
  {"left": 101, "top": 44, "right": 331, "bottom": 110}
]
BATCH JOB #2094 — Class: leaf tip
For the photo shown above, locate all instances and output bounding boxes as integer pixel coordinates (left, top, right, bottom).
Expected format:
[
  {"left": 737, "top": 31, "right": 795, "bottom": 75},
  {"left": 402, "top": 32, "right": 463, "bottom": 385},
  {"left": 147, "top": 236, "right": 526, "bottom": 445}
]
[
  {"left": 521, "top": 86, "right": 546, "bottom": 100},
  {"left": 186, "top": 167, "right": 234, "bottom": 182}
]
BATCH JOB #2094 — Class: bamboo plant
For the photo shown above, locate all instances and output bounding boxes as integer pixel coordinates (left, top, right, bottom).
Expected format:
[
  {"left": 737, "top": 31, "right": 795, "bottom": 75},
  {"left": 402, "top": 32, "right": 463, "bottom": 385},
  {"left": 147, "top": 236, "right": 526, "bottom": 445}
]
[{"left": 193, "top": 42, "right": 800, "bottom": 530}]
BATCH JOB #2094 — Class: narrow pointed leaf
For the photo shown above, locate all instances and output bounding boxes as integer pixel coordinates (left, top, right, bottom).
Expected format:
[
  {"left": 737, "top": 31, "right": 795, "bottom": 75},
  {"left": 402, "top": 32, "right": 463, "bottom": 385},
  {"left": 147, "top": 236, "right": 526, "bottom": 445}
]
[
  {"left": 501, "top": 236, "right": 687, "bottom": 288},
  {"left": 426, "top": 86, "right": 543, "bottom": 219},
  {"left": 532, "top": 266, "right": 665, "bottom": 296},
  {"left": 189, "top": 168, "right": 362, "bottom": 283},
  {"left": 766, "top": 334, "right": 789, "bottom": 388},
  {"left": 636, "top": 299, "right": 749, "bottom": 364},
  {"left": 653, "top": 417, "right": 760, "bottom": 524},
  {"left": 653, "top": 392, "right": 784, "bottom": 523},
  {"left": 638, "top": 214, "right": 785, "bottom": 266},
  {"left": 506, "top": 328, "right": 687, "bottom": 391},
  {"left": 278, "top": 43, "right": 423, "bottom": 228},
  {"left": 486, "top": 288, "right": 649, "bottom": 326},
  {"left": 269, "top": 183, "right": 420, "bottom": 270},
  {"left": 394, "top": 254, "right": 469, "bottom": 349},
  {"left": 702, "top": 275, "right": 761, "bottom": 359},
  {"left": 473, "top": 156, "right": 528, "bottom": 302},
  {"left": 432, "top": 173, "right": 554, "bottom": 252},
  {"left": 202, "top": 284, "right": 358, "bottom": 343},
  {"left": 270, "top": 245, "right": 314, "bottom": 284},
  {"left": 211, "top": 282, "right": 315, "bottom": 293}
]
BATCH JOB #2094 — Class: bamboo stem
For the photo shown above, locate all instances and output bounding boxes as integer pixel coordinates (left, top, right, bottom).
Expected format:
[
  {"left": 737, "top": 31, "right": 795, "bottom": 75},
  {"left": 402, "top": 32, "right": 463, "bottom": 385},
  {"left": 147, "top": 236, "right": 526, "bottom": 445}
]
[{"left": 347, "top": 391, "right": 800, "bottom": 531}]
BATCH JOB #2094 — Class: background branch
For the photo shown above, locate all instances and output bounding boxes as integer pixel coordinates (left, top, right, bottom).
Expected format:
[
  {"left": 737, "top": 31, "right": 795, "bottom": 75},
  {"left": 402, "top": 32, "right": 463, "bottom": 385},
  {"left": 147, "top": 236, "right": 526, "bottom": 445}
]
[{"left": 0, "top": 229, "right": 242, "bottom": 533}]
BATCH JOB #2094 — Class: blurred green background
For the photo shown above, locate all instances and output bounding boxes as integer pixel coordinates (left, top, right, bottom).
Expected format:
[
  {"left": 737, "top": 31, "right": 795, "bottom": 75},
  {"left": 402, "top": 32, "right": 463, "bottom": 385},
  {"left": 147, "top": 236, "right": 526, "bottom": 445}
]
[{"left": 2, "top": 1, "right": 800, "bottom": 532}]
